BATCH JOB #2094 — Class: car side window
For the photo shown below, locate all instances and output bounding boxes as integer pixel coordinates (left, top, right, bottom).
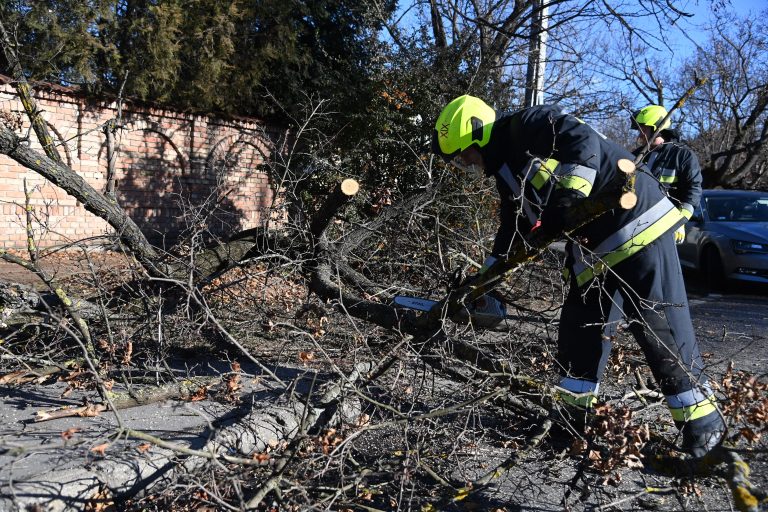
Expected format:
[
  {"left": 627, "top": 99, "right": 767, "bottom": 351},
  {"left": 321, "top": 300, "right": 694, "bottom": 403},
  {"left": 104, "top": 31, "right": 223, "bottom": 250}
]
[
  {"left": 757, "top": 202, "right": 768, "bottom": 222},
  {"left": 705, "top": 198, "right": 730, "bottom": 221}
]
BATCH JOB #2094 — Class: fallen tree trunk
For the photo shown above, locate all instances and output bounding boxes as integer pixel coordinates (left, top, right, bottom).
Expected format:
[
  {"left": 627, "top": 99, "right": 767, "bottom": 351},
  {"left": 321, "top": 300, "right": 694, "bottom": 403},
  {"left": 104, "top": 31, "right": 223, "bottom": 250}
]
[
  {"left": 0, "top": 281, "right": 102, "bottom": 326},
  {"left": 1, "top": 363, "right": 372, "bottom": 512}
]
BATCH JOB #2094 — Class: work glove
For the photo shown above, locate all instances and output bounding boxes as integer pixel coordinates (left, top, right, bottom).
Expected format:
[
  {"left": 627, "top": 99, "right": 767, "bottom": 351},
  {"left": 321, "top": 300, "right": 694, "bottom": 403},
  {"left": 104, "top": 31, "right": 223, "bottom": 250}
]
[
  {"left": 452, "top": 293, "right": 506, "bottom": 328},
  {"left": 674, "top": 224, "right": 685, "bottom": 244},
  {"left": 539, "top": 189, "right": 582, "bottom": 237}
]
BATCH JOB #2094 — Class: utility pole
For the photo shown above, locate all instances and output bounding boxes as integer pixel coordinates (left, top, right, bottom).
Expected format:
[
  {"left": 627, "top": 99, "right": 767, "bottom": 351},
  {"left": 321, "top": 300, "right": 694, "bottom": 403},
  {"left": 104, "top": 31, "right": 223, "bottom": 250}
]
[{"left": 524, "top": 0, "right": 549, "bottom": 107}]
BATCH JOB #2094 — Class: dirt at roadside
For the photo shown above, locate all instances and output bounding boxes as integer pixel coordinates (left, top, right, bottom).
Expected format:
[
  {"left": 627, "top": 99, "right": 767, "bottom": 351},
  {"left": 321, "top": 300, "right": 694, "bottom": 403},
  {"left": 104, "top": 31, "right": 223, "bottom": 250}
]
[{"left": 0, "top": 248, "right": 135, "bottom": 289}]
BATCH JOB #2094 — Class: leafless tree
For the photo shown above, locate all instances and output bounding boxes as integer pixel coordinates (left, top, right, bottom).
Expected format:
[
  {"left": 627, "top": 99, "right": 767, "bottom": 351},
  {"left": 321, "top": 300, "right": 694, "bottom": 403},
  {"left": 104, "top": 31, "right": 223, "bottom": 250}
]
[
  {"left": 1, "top": 7, "right": 767, "bottom": 512},
  {"left": 679, "top": 11, "right": 768, "bottom": 188}
]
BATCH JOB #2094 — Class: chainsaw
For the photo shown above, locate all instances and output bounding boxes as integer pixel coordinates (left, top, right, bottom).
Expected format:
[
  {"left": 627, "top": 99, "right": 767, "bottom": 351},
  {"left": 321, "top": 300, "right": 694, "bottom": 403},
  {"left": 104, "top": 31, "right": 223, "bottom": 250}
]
[{"left": 393, "top": 294, "right": 507, "bottom": 328}]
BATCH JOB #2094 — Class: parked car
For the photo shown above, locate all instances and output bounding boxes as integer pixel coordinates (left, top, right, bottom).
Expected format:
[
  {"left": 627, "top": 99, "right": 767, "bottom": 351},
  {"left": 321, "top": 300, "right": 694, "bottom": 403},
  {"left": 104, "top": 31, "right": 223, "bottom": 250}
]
[{"left": 677, "top": 189, "right": 768, "bottom": 290}]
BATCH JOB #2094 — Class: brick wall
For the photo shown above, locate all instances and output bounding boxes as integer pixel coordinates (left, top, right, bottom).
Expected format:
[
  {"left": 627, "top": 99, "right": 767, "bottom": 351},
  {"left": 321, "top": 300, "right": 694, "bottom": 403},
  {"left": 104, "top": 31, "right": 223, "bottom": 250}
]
[{"left": 0, "top": 77, "right": 277, "bottom": 250}]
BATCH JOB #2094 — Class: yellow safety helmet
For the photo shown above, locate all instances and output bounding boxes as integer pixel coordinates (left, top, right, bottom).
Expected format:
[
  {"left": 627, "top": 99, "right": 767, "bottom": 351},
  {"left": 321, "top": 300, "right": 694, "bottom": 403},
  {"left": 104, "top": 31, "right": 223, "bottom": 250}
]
[
  {"left": 432, "top": 95, "right": 496, "bottom": 161},
  {"left": 632, "top": 104, "right": 671, "bottom": 131}
]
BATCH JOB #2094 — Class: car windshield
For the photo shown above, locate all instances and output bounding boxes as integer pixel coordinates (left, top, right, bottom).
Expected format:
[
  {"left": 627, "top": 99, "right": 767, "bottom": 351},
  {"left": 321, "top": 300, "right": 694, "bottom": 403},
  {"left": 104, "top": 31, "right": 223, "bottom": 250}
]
[{"left": 705, "top": 196, "right": 768, "bottom": 222}]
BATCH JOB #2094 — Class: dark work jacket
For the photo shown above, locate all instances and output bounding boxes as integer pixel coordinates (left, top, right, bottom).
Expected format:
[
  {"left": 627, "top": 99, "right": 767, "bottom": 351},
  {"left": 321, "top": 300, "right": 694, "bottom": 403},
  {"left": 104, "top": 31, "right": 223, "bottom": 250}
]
[
  {"left": 478, "top": 105, "right": 679, "bottom": 283},
  {"left": 632, "top": 138, "right": 702, "bottom": 216}
]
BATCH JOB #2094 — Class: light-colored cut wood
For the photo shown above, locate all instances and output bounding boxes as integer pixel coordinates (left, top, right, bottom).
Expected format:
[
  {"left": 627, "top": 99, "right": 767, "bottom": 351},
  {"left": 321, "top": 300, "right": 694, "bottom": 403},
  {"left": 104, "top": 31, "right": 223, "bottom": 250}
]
[
  {"left": 617, "top": 159, "right": 636, "bottom": 174},
  {"left": 340, "top": 178, "right": 360, "bottom": 196},
  {"left": 620, "top": 192, "right": 638, "bottom": 209}
]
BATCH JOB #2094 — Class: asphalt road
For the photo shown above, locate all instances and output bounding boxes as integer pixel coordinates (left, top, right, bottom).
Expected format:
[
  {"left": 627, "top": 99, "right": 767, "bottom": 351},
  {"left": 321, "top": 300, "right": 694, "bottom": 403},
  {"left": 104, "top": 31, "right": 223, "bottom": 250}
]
[{"left": 684, "top": 275, "right": 768, "bottom": 376}]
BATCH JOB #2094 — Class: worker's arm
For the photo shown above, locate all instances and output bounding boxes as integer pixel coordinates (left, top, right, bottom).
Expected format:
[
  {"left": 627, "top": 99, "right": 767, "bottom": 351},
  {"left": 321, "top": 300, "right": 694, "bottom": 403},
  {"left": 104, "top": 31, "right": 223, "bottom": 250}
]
[
  {"left": 674, "top": 147, "right": 703, "bottom": 220},
  {"left": 534, "top": 114, "right": 602, "bottom": 235}
]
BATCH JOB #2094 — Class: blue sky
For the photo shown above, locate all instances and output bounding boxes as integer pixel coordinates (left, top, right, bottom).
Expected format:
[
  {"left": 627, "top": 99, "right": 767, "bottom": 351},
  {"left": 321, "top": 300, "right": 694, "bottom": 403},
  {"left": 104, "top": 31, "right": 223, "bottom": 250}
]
[{"left": 650, "top": 0, "right": 766, "bottom": 60}]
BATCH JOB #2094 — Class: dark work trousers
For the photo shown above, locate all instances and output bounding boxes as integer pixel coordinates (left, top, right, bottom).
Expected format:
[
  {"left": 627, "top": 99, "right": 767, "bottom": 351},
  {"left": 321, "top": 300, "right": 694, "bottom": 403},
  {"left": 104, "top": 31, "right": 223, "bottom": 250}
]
[{"left": 557, "top": 231, "right": 707, "bottom": 397}]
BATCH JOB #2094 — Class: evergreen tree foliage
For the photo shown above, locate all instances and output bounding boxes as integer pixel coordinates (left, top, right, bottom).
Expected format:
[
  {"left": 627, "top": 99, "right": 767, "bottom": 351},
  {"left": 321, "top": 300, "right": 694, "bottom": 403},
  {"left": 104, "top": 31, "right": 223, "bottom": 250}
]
[{"left": 0, "top": 0, "right": 391, "bottom": 128}]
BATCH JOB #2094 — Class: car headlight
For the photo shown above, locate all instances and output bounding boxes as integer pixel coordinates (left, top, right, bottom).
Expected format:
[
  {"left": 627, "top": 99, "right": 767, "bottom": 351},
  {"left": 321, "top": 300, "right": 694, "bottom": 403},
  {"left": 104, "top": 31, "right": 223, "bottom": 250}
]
[{"left": 731, "top": 240, "right": 768, "bottom": 254}]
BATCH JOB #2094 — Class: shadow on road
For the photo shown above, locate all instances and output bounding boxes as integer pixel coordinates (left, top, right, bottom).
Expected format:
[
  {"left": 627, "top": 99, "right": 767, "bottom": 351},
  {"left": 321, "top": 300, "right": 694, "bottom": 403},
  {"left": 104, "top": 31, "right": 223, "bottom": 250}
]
[{"left": 682, "top": 268, "right": 768, "bottom": 297}]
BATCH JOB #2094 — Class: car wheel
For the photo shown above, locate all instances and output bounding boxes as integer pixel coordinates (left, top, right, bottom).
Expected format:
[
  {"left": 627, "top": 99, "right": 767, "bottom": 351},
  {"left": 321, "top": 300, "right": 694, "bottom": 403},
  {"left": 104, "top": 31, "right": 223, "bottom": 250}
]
[{"left": 702, "top": 246, "right": 727, "bottom": 292}]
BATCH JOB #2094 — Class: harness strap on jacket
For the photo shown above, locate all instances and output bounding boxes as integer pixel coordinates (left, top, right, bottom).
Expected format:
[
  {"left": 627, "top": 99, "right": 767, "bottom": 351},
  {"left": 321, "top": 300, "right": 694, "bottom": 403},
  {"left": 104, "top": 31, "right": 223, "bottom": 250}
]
[{"left": 570, "top": 197, "right": 681, "bottom": 286}]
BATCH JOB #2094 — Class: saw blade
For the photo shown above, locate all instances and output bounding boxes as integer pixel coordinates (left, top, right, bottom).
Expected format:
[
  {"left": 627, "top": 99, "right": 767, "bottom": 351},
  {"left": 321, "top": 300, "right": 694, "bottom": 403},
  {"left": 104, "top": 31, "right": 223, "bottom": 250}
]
[{"left": 393, "top": 295, "right": 438, "bottom": 312}]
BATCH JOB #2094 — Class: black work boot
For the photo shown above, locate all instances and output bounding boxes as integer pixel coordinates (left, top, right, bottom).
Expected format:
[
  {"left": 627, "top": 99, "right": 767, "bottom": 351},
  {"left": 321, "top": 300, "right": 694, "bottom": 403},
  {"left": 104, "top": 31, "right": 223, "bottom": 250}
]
[{"left": 680, "top": 415, "right": 726, "bottom": 458}]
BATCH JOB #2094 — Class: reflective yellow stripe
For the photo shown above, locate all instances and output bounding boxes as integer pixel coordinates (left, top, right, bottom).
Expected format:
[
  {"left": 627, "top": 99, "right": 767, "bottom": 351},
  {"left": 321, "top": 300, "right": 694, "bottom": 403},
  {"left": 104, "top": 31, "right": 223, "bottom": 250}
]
[
  {"left": 657, "top": 167, "right": 676, "bottom": 184},
  {"left": 558, "top": 390, "right": 598, "bottom": 409},
  {"left": 554, "top": 164, "right": 596, "bottom": 197},
  {"left": 669, "top": 396, "right": 718, "bottom": 422},
  {"left": 575, "top": 205, "right": 682, "bottom": 286},
  {"left": 556, "top": 175, "right": 593, "bottom": 197},
  {"left": 530, "top": 158, "right": 558, "bottom": 190}
]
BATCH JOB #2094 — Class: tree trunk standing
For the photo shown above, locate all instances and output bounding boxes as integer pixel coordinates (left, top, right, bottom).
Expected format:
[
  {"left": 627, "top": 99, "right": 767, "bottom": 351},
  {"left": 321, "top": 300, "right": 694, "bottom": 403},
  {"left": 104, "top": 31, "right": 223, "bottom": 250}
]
[
  {"left": 104, "top": 120, "right": 119, "bottom": 201},
  {"left": 718, "top": 91, "right": 768, "bottom": 186},
  {"left": 429, "top": 0, "right": 447, "bottom": 50},
  {"left": 524, "top": 0, "right": 549, "bottom": 107}
]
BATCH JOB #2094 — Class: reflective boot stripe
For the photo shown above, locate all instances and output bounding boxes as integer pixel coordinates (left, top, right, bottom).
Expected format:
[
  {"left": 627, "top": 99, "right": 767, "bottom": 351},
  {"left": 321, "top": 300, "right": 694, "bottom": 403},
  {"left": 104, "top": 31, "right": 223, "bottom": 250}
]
[
  {"left": 572, "top": 197, "right": 681, "bottom": 286},
  {"left": 556, "top": 377, "right": 599, "bottom": 409},
  {"left": 668, "top": 395, "right": 719, "bottom": 422},
  {"left": 666, "top": 387, "right": 718, "bottom": 422},
  {"left": 559, "top": 377, "right": 600, "bottom": 394},
  {"left": 558, "top": 391, "right": 598, "bottom": 409}
]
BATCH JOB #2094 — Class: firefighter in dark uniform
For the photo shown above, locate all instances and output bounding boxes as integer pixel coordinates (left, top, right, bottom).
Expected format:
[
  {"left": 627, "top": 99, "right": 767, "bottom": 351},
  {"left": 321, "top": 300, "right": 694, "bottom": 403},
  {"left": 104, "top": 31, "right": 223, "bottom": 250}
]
[
  {"left": 601, "top": 105, "right": 704, "bottom": 370},
  {"left": 631, "top": 104, "right": 703, "bottom": 244},
  {"left": 431, "top": 95, "right": 724, "bottom": 457}
]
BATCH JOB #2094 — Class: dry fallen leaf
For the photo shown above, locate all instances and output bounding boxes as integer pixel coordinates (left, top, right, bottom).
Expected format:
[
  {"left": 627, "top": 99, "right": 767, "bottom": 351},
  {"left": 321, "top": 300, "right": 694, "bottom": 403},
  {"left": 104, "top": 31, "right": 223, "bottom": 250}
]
[
  {"left": 136, "top": 443, "right": 152, "bottom": 453},
  {"left": 190, "top": 386, "right": 208, "bottom": 401},
  {"left": 299, "top": 351, "right": 315, "bottom": 363},
  {"left": 85, "top": 487, "right": 114, "bottom": 512},
  {"left": 355, "top": 413, "right": 371, "bottom": 428},
  {"left": 78, "top": 404, "right": 107, "bottom": 417},
  {"left": 569, "top": 438, "right": 588, "bottom": 456},
  {"left": 122, "top": 341, "right": 133, "bottom": 365},
  {"left": 90, "top": 443, "right": 110, "bottom": 456},
  {"left": 252, "top": 452, "right": 270, "bottom": 463},
  {"left": 61, "top": 428, "right": 80, "bottom": 441},
  {"left": 0, "top": 370, "right": 34, "bottom": 385},
  {"left": 226, "top": 374, "right": 241, "bottom": 393}
]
